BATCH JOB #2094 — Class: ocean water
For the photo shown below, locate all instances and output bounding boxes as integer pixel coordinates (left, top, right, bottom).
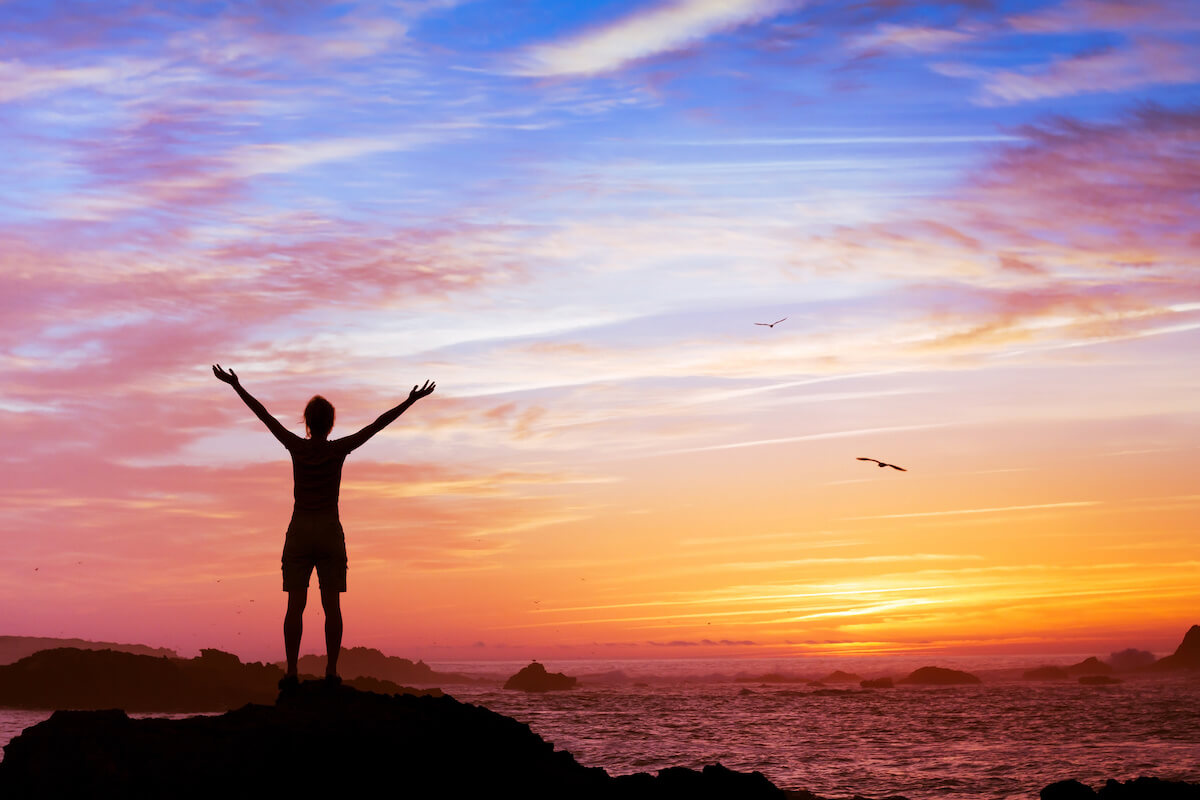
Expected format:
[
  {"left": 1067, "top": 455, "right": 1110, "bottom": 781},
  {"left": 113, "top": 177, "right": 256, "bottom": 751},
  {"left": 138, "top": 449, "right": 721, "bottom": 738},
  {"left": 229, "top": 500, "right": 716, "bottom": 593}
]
[{"left": 3, "top": 657, "right": 1199, "bottom": 799}]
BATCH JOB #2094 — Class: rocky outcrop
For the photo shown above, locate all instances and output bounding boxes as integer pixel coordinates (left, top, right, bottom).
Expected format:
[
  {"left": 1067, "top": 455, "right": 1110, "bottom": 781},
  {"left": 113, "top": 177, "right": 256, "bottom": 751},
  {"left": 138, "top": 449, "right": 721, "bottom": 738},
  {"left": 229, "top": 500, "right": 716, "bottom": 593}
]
[
  {"left": 0, "top": 647, "right": 285, "bottom": 711},
  {"left": 896, "top": 666, "right": 981, "bottom": 686},
  {"left": 0, "top": 682, "right": 786, "bottom": 798},
  {"left": 1023, "top": 665, "right": 1070, "bottom": 680},
  {"left": 503, "top": 661, "right": 578, "bottom": 692},
  {"left": 1151, "top": 625, "right": 1200, "bottom": 671},
  {"left": 0, "top": 636, "right": 178, "bottom": 666},
  {"left": 859, "top": 677, "right": 894, "bottom": 689},
  {"left": 1041, "top": 777, "right": 1200, "bottom": 799},
  {"left": 291, "top": 646, "right": 481, "bottom": 685},
  {"left": 1065, "top": 657, "right": 1112, "bottom": 676}
]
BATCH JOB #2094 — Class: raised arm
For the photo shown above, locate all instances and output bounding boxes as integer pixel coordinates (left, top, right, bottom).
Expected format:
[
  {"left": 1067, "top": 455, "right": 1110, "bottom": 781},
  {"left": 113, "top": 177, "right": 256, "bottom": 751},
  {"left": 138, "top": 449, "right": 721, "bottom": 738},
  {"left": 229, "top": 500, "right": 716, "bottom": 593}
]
[
  {"left": 339, "top": 380, "right": 435, "bottom": 453},
  {"left": 212, "top": 364, "right": 298, "bottom": 448}
]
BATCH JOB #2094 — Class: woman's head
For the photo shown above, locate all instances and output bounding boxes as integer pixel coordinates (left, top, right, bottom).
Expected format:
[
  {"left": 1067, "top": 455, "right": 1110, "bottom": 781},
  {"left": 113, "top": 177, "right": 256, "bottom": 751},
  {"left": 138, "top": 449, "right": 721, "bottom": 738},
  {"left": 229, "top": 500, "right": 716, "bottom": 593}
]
[{"left": 304, "top": 395, "right": 335, "bottom": 439}]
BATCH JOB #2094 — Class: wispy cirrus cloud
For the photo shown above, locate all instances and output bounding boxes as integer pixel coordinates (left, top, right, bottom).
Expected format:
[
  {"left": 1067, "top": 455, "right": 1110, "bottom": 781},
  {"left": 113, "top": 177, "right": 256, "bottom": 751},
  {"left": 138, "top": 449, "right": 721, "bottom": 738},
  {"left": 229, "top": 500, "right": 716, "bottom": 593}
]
[
  {"left": 510, "top": 0, "right": 797, "bottom": 77},
  {"left": 852, "top": 23, "right": 973, "bottom": 54},
  {"left": 1007, "top": 0, "right": 1200, "bottom": 33},
  {"left": 933, "top": 38, "right": 1199, "bottom": 105}
]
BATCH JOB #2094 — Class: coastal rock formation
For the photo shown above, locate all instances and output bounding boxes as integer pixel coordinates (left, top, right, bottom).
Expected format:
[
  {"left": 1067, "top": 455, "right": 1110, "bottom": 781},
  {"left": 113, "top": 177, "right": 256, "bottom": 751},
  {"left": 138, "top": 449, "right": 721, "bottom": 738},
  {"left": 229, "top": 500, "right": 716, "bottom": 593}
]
[
  {"left": 0, "top": 647, "right": 283, "bottom": 711},
  {"left": 1151, "top": 625, "right": 1200, "bottom": 671},
  {"left": 504, "top": 661, "right": 578, "bottom": 692},
  {"left": 1066, "top": 657, "right": 1112, "bottom": 676},
  {"left": 291, "top": 646, "right": 480, "bottom": 685},
  {"left": 896, "top": 666, "right": 981, "bottom": 686},
  {"left": 0, "top": 636, "right": 178, "bottom": 666},
  {"left": 1023, "top": 666, "right": 1070, "bottom": 680},
  {"left": 1107, "top": 648, "right": 1155, "bottom": 671},
  {"left": 0, "top": 682, "right": 787, "bottom": 798},
  {"left": 1041, "top": 777, "right": 1200, "bottom": 799},
  {"left": 859, "top": 677, "right": 894, "bottom": 689}
]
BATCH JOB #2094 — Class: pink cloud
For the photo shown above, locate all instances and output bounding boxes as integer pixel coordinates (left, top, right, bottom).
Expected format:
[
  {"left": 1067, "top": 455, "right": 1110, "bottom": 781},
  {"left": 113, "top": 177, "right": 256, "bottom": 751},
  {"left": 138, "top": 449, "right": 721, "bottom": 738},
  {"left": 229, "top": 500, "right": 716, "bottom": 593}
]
[
  {"left": 852, "top": 23, "right": 973, "bottom": 54},
  {"left": 1007, "top": 0, "right": 1200, "bottom": 34}
]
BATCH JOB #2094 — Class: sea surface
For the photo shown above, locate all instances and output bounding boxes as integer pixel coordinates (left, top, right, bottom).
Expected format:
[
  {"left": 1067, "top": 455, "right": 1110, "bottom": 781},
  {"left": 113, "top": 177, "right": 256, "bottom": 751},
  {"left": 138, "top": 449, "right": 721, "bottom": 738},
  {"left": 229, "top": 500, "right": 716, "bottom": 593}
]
[{"left": 3, "top": 656, "right": 1200, "bottom": 799}]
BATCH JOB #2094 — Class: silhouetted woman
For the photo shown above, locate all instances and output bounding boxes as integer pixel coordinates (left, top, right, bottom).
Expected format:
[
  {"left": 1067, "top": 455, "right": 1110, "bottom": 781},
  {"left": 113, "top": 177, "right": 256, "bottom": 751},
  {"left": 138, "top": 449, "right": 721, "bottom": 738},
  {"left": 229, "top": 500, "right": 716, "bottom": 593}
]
[{"left": 213, "top": 364, "right": 435, "bottom": 687}]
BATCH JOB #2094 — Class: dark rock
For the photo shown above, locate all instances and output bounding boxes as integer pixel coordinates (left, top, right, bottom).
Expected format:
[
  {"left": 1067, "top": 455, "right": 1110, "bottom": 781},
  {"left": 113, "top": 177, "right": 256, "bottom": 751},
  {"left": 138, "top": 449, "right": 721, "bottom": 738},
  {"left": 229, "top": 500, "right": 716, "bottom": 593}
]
[
  {"left": 1065, "top": 657, "right": 1112, "bottom": 676},
  {"left": 738, "top": 688, "right": 756, "bottom": 696},
  {"left": 0, "top": 636, "right": 179, "bottom": 666},
  {"left": 1097, "top": 777, "right": 1200, "bottom": 799},
  {"left": 860, "top": 677, "right": 894, "bottom": 689},
  {"left": 1042, "top": 779, "right": 1097, "bottom": 799},
  {"left": 1042, "top": 777, "right": 1200, "bottom": 800},
  {"left": 0, "top": 647, "right": 283, "bottom": 711},
  {"left": 289, "top": 646, "right": 480, "bottom": 685},
  {"left": 1107, "top": 648, "right": 1156, "bottom": 671},
  {"left": 0, "top": 683, "right": 787, "bottom": 798},
  {"left": 897, "top": 666, "right": 981, "bottom": 686},
  {"left": 1151, "top": 625, "right": 1200, "bottom": 671},
  {"left": 1024, "top": 665, "right": 1070, "bottom": 680},
  {"left": 503, "top": 661, "right": 578, "bottom": 692},
  {"left": 340, "top": 675, "right": 442, "bottom": 696},
  {"left": 1079, "top": 675, "right": 1122, "bottom": 686}
]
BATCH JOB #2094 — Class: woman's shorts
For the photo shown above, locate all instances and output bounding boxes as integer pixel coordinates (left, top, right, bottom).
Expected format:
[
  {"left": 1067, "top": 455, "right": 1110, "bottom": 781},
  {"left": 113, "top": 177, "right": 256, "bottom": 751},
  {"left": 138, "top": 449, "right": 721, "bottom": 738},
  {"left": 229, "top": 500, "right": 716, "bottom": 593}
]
[{"left": 281, "top": 514, "right": 347, "bottom": 593}]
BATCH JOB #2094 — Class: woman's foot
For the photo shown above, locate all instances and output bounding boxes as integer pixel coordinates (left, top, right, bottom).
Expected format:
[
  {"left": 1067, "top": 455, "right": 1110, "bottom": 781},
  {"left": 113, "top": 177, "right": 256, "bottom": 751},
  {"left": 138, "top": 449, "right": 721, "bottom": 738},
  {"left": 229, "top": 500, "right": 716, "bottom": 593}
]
[
  {"left": 323, "top": 673, "right": 341, "bottom": 687},
  {"left": 278, "top": 674, "right": 300, "bottom": 692}
]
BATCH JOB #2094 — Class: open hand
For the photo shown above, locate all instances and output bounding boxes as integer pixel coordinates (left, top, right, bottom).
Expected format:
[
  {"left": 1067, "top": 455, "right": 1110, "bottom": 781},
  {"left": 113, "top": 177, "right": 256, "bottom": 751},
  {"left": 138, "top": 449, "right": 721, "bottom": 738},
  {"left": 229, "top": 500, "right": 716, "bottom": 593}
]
[
  {"left": 212, "top": 364, "right": 239, "bottom": 385},
  {"left": 408, "top": 380, "right": 436, "bottom": 401}
]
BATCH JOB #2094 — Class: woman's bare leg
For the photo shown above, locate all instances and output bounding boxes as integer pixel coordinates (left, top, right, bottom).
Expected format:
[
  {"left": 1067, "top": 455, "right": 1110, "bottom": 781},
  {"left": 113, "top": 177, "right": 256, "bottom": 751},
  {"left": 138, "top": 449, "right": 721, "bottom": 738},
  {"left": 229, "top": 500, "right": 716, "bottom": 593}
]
[
  {"left": 284, "top": 588, "right": 307, "bottom": 677},
  {"left": 320, "top": 588, "right": 342, "bottom": 678}
]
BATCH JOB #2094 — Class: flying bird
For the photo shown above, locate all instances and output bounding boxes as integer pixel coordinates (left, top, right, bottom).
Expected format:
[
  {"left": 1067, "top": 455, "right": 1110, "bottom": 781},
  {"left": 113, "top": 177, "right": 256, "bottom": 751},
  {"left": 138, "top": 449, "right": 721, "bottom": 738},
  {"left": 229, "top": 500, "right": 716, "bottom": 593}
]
[
  {"left": 755, "top": 317, "right": 787, "bottom": 328},
  {"left": 858, "top": 457, "right": 906, "bottom": 471}
]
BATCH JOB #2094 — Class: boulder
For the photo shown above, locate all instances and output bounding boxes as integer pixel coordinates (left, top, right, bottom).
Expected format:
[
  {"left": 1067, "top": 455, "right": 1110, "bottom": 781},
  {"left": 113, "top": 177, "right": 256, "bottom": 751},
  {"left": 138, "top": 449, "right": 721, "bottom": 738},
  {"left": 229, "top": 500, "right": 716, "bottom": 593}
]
[
  {"left": 503, "top": 661, "right": 578, "bottom": 692},
  {"left": 897, "top": 666, "right": 981, "bottom": 686},
  {"left": 860, "top": 677, "right": 894, "bottom": 689},
  {"left": 0, "top": 682, "right": 787, "bottom": 798}
]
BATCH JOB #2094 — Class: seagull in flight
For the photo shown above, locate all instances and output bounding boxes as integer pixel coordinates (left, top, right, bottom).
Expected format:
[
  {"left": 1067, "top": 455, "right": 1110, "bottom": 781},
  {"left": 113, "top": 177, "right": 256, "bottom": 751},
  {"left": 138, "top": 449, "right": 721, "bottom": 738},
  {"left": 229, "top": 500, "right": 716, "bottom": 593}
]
[
  {"left": 858, "top": 457, "right": 906, "bottom": 471},
  {"left": 755, "top": 317, "right": 787, "bottom": 328}
]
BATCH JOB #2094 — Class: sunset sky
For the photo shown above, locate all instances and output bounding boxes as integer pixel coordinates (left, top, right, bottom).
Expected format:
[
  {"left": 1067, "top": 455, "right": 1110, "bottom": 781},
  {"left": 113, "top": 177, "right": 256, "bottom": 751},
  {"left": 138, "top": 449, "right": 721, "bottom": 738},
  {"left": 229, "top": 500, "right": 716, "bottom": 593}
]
[{"left": 3, "top": 0, "right": 1198, "bottom": 664}]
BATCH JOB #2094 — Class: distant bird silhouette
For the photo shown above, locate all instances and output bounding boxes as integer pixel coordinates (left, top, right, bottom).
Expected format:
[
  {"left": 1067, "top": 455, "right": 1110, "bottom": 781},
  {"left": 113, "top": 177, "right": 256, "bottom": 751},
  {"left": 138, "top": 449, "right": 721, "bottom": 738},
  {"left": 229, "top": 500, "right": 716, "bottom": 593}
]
[
  {"left": 857, "top": 457, "right": 906, "bottom": 471},
  {"left": 755, "top": 317, "right": 787, "bottom": 328}
]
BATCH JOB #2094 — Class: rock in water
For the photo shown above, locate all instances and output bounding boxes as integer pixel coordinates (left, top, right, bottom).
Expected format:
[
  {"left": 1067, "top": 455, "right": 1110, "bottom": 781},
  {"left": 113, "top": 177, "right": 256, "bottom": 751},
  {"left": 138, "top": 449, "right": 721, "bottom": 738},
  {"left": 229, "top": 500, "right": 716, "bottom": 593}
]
[
  {"left": 0, "top": 682, "right": 786, "bottom": 798},
  {"left": 1152, "top": 625, "right": 1200, "bottom": 671},
  {"left": 1065, "top": 657, "right": 1112, "bottom": 676},
  {"left": 503, "top": 661, "right": 578, "bottom": 692},
  {"left": 896, "top": 666, "right": 982, "bottom": 686}
]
